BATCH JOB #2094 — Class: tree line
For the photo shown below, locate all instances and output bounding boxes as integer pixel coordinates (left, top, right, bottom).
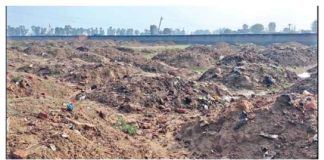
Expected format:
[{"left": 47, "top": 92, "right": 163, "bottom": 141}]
[{"left": 7, "top": 20, "right": 317, "bottom": 36}]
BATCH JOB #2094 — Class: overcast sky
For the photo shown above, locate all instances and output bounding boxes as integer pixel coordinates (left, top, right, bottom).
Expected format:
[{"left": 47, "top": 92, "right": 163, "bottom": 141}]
[{"left": 7, "top": 4, "right": 317, "bottom": 32}]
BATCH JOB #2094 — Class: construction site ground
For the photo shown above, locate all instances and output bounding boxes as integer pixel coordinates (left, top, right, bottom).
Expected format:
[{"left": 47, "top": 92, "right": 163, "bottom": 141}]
[{"left": 6, "top": 40, "right": 318, "bottom": 159}]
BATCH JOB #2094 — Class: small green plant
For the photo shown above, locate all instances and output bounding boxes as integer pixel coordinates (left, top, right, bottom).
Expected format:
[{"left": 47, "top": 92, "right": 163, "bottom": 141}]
[
  {"left": 113, "top": 115, "right": 138, "bottom": 136},
  {"left": 11, "top": 76, "right": 22, "bottom": 83},
  {"left": 191, "top": 66, "right": 207, "bottom": 73},
  {"left": 282, "top": 81, "right": 293, "bottom": 89}
]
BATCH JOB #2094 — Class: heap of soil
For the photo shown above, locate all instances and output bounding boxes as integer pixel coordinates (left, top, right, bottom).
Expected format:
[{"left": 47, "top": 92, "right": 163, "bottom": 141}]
[
  {"left": 87, "top": 74, "right": 228, "bottom": 112},
  {"left": 262, "top": 42, "right": 317, "bottom": 67},
  {"left": 199, "top": 63, "right": 299, "bottom": 90},
  {"left": 212, "top": 42, "right": 239, "bottom": 56},
  {"left": 219, "top": 44, "right": 273, "bottom": 66},
  {"left": 176, "top": 93, "right": 318, "bottom": 159},
  {"left": 152, "top": 49, "right": 217, "bottom": 69},
  {"left": 287, "top": 66, "right": 318, "bottom": 94},
  {"left": 7, "top": 40, "right": 318, "bottom": 159}
]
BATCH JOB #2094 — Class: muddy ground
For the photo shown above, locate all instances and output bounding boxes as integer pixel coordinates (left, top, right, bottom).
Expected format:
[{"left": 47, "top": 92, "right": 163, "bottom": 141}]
[{"left": 6, "top": 40, "right": 318, "bottom": 159}]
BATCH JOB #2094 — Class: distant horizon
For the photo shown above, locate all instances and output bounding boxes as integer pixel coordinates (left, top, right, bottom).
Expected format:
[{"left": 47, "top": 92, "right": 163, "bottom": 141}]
[
  {"left": 7, "top": 6, "right": 317, "bottom": 33},
  {"left": 6, "top": 32, "right": 318, "bottom": 37}
]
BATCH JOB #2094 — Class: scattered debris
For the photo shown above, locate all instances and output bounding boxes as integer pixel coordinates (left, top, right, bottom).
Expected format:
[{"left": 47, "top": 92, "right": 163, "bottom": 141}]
[
  {"left": 66, "top": 102, "right": 74, "bottom": 111},
  {"left": 49, "top": 144, "right": 57, "bottom": 151},
  {"left": 7, "top": 40, "right": 318, "bottom": 159},
  {"left": 259, "top": 131, "right": 279, "bottom": 140}
]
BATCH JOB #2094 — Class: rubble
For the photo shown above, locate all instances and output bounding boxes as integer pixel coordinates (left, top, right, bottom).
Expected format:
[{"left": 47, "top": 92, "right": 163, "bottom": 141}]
[{"left": 7, "top": 40, "right": 318, "bottom": 159}]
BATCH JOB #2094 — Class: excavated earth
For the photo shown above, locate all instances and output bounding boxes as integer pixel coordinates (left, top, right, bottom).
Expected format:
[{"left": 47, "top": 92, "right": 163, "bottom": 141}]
[{"left": 6, "top": 40, "right": 318, "bottom": 159}]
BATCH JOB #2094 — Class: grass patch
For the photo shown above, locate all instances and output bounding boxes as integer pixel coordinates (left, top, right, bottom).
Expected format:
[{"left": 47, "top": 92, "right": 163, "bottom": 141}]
[
  {"left": 11, "top": 76, "right": 23, "bottom": 83},
  {"left": 281, "top": 82, "right": 293, "bottom": 89},
  {"left": 142, "top": 52, "right": 158, "bottom": 60},
  {"left": 113, "top": 115, "right": 138, "bottom": 136},
  {"left": 191, "top": 66, "right": 208, "bottom": 73}
]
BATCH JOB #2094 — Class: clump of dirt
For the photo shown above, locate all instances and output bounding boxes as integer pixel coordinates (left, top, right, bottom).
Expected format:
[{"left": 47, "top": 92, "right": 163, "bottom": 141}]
[
  {"left": 262, "top": 42, "right": 317, "bottom": 67},
  {"left": 176, "top": 93, "right": 317, "bottom": 159}
]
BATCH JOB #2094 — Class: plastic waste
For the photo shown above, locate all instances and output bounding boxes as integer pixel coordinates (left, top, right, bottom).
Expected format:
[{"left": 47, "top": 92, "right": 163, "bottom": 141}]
[
  {"left": 234, "top": 111, "right": 248, "bottom": 130},
  {"left": 259, "top": 131, "right": 279, "bottom": 140},
  {"left": 67, "top": 102, "right": 74, "bottom": 111}
]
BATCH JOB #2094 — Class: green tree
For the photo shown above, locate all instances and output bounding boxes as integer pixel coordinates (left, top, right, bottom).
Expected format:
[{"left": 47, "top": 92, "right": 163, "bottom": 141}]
[
  {"left": 268, "top": 22, "right": 276, "bottom": 33},
  {"left": 150, "top": 25, "right": 158, "bottom": 35},
  {"left": 250, "top": 24, "right": 264, "bottom": 33},
  {"left": 162, "top": 28, "right": 172, "bottom": 35}
]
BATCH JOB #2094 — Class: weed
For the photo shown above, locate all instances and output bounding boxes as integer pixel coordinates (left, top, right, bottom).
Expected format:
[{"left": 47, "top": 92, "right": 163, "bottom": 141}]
[
  {"left": 191, "top": 67, "right": 208, "bottom": 73},
  {"left": 11, "top": 76, "right": 22, "bottom": 83},
  {"left": 113, "top": 115, "right": 138, "bottom": 136}
]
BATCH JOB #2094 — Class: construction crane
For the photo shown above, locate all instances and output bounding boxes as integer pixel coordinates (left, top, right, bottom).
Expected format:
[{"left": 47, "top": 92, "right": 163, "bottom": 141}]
[{"left": 158, "top": 16, "right": 163, "bottom": 34}]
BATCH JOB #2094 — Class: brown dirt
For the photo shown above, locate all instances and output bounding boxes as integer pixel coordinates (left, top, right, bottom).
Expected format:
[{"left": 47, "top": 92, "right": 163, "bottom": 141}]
[
  {"left": 176, "top": 93, "right": 318, "bottom": 159},
  {"left": 7, "top": 40, "right": 318, "bottom": 159},
  {"left": 262, "top": 42, "right": 317, "bottom": 67}
]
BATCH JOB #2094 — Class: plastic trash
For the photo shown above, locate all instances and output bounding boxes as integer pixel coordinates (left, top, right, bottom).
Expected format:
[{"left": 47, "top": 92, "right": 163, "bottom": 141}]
[
  {"left": 263, "top": 76, "right": 274, "bottom": 87},
  {"left": 49, "top": 144, "right": 56, "bottom": 151},
  {"left": 67, "top": 102, "right": 74, "bottom": 111},
  {"left": 234, "top": 111, "right": 248, "bottom": 130},
  {"left": 259, "top": 131, "right": 279, "bottom": 140}
]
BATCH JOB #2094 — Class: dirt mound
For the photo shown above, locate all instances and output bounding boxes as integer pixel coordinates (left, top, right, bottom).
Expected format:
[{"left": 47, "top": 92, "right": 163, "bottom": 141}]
[
  {"left": 286, "top": 67, "right": 318, "bottom": 94},
  {"left": 7, "top": 40, "right": 318, "bottom": 159},
  {"left": 16, "top": 64, "right": 64, "bottom": 78},
  {"left": 199, "top": 63, "right": 299, "bottom": 90},
  {"left": 219, "top": 45, "right": 273, "bottom": 66},
  {"left": 185, "top": 45, "right": 213, "bottom": 53},
  {"left": 212, "top": 42, "right": 239, "bottom": 56},
  {"left": 76, "top": 46, "right": 89, "bottom": 52},
  {"left": 262, "top": 42, "right": 317, "bottom": 67},
  {"left": 176, "top": 93, "right": 317, "bottom": 158},
  {"left": 87, "top": 75, "right": 228, "bottom": 112},
  {"left": 152, "top": 50, "right": 216, "bottom": 69},
  {"left": 115, "top": 47, "right": 135, "bottom": 53}
]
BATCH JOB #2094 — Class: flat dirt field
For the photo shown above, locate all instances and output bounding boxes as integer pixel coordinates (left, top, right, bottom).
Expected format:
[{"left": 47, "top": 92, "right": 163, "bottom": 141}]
[{"left": 6, "top": 40, "right": 318, "bottom": 159}]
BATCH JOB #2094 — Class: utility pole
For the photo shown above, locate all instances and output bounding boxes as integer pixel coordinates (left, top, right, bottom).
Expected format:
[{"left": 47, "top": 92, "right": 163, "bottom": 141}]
[{"left": 158, "top": 16, "right": 163, "bottom": 34}]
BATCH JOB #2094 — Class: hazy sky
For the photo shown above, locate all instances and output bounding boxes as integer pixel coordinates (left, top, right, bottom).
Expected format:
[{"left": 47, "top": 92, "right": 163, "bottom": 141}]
[{"left": 7, "top": 5, "right": 317, "bottom": 32}]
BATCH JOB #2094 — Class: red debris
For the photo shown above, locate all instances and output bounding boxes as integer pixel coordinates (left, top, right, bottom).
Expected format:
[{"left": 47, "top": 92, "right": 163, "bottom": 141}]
[
  {"left": 305, "top": 102, "right": 317, "bottom": 110},
  {"left": 175, "top": 108, "right": 186, "bottom": 114}
]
